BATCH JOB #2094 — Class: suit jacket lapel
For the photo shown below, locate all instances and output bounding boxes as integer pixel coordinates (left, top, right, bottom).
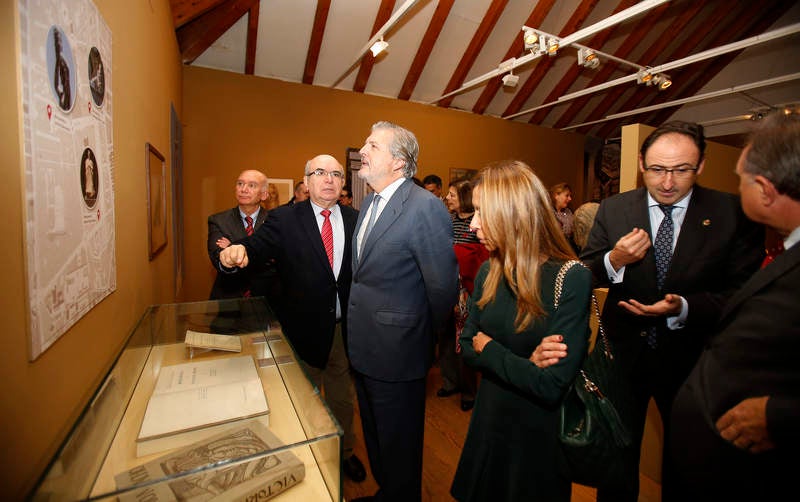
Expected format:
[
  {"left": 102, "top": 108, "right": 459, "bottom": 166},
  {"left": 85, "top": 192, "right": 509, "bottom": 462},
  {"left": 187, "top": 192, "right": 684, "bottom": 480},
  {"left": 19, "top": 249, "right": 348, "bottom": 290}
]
[
  {"left": 629, "top": 189, "right": 659, "bottom": 291},
  {"left": 358, "top": 180, "right": 409, "bottom": 264},
  {"left": 719, "top": 243, "right": 800, "bottom": 322},
  {"left": 298, "top": 200, "right": 333, "bottom": 273},
  {"left": 228, "top": 208, "right": 247, "bottom": 240}
]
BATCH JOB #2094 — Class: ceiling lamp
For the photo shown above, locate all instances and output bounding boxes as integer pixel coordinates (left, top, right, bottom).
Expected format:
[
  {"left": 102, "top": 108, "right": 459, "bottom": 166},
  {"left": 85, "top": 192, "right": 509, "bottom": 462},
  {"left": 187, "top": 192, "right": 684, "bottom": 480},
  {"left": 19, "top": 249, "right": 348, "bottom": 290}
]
[
  {"left": 637, "top": 69, "right": 654, "bottom": 85},
  {"left": 522, "top": 26, "right": 540, "bottom": 52},
  {"left": 502, "top": 72, "right": 519, "bottom": 87},
  {"left": 578, "top": 48, "right": 600, "bottom": 69},
  {"left": 651, "top": 74, "right": 672, "bottom": 90},
  {"left": 546, "top": 37, "right": 560, "bottom": 56},
  {"left": 370, "top": 36, "right": 388, "bottom": 57}
]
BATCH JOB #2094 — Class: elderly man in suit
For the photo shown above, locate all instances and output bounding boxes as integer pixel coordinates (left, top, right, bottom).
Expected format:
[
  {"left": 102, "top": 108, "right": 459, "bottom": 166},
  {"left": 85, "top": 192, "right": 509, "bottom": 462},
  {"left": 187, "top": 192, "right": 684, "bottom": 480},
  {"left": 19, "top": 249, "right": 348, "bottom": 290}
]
[
  {"left": 670, "top": 112, "right": 800, "bottom": 499},
  {"left": 218, "top": 155, "right": 366, "bottom": 482},
  {"left": 207, "top": 169, "right": 278, "bottom": 300},
  {"left": 349, "top": 121, "right": 458, "bottom": 502}
]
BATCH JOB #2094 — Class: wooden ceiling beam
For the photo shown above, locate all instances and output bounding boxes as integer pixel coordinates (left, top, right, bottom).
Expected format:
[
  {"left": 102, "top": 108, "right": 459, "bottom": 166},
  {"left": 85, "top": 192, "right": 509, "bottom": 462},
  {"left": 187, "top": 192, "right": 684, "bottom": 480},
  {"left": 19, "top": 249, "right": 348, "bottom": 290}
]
[
  {"left": 170, "top": 0, "right": 228, "bottom": 29},
  {"left": 398, "top": 0, "right": 454, "bottom": 101},
  {"left": 244, "top": 1, "right": 259, "bottom": 75},
  {"left": 437, "top": 0, "right": 508, "bottom": 109},
  {"left": 471, "top": 0, "right": 556, "bottom": 115},
  {"left": 353, "top": 0, "right": 396, "bottom": 93},
  {"left": 303, "top": 0, "right": 331, "bottom": 85},
  {"left": 176, "top": 0, "right": 257, "bottom": 65}
]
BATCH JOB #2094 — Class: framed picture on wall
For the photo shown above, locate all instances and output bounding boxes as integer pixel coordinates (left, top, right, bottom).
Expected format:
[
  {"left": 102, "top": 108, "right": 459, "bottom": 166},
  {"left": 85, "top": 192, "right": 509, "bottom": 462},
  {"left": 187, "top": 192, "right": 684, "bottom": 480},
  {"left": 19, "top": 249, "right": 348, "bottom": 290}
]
[
  {"left": 268, "top": 178, "right": 294, "bottom": 208},
  {"left": 449, "top": 168, "right": 478, "bottom": 185},
  {"left": 146, "top": 142, "right": 167, "bottom": 260}
]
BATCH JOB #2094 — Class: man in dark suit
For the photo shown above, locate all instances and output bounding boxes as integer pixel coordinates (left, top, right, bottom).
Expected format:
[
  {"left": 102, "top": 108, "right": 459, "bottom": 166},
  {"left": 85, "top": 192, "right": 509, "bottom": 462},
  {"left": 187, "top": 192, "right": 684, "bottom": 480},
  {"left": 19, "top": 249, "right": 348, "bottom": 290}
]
[
  {"left": 670, "top": 113, "right": 800, "bottom": 499},
  {"left": 207, "top": 169, "right": 278, "bottom": 300},
  {"left": 578, "top": 121, "right": 764, "bottom": 501},
  {"left": 218, "top": 155, "right": 366, "bottom": 482},
  {"left": 348, "top": 121, "right": 458, "bottom": 502}
]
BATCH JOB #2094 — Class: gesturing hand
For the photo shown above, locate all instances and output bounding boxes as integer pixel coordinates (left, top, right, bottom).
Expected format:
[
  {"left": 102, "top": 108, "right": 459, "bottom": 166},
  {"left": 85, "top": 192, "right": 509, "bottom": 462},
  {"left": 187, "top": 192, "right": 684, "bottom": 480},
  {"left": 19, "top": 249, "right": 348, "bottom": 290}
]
[
  {"left": 609, "top": 228, "right": 651, "bottom": 271},
  {"left": 219, "top": 244, "right": 249, "bottom": 268}
]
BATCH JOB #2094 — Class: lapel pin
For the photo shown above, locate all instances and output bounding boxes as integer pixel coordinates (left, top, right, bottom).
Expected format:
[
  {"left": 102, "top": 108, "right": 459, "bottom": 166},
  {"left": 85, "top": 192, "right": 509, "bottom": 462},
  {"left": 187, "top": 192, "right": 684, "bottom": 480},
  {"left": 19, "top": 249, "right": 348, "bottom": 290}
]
[{"left": 702, "top": 219, "right": 711, "bottom": 227}]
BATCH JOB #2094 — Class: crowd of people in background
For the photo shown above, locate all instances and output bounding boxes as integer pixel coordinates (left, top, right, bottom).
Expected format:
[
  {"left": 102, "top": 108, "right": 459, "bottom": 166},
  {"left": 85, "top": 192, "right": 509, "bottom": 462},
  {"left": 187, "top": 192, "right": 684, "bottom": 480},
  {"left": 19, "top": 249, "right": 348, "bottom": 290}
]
[{"left": 207, "top": 113, "right": 799, "bottom": 501}]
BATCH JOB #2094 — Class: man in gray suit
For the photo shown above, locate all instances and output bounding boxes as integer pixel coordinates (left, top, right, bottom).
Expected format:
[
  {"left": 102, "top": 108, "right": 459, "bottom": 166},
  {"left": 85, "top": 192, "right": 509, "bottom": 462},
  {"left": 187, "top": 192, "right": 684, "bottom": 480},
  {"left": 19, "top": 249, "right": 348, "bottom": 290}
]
[{"left": 348, "top": 121, "right": 458, "bottom": 502}]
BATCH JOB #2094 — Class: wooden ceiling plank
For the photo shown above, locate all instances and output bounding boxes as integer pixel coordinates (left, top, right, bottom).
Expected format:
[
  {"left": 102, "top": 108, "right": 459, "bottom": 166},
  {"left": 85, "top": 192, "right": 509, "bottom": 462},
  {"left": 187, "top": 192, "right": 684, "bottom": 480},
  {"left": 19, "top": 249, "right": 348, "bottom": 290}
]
[
  {"left": 437, "top": 0, "right": 509, "bottom": 109},
  {"left": 570, "top": 0, "right": 706, "bottom": 131},
  {"left": 177, "top": 0, "right": 257, "bottom": 64},
  {"left": 244, "top": 1, "right": 259, "bottom": 75},
  {"left": 471, "top": 0, "right": 557, "bottom": 115},
  {"left": 527, "top": 0, "right": 638, "bottom": 124},
  {"left": 171, "top": 0, "right": 228, "bottom": 29},
  {"left": 303, "top": 0, "right": 331, "bottom": 85},
  {"left": 398, "top": 0, "right": 455, "bottom": 101},
  {"left": 501, "top": 0, "right": 600, "bottom": 118},
  {"left": 549, "top": 1, "right": 671, "bottom": 129},
  {"left": 353, "top": 0, "right": 397, "bottom": 93}
]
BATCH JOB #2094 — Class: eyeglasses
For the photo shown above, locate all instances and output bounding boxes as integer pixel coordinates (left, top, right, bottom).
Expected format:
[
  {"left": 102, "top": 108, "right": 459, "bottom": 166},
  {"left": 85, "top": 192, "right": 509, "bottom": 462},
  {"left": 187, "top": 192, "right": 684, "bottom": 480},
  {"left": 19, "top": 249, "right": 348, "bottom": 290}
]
[
  {"left": 643, "top": 165, "right": 699, "bottom": 178},
  {"left": 307, "top": 169, "right": 344, "bottom": 180}
]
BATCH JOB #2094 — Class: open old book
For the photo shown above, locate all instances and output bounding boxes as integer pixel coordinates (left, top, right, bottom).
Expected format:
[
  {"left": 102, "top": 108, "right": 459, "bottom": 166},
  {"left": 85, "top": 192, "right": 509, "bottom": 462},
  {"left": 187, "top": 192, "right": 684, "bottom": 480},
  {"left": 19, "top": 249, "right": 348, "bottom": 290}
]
[
  {"left": 118, "top": 422, "right": 304, "bottom": 502},
  {"left": 136, "top": 355, "right": 269, "bottom": 457}
]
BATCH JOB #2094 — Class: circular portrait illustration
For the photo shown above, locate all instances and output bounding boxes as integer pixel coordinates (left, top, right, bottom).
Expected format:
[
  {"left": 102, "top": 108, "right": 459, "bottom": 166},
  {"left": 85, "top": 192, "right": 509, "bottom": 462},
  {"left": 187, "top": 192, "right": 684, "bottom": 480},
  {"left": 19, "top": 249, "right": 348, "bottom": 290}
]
[
  {"left": 80, "top": 148, "right": 99, "bottom": 209},
  {"left": 46, "top": 25, "right": 77, "bottom": 112},
  {"left": 87, "top": 47, "right": 106, "bottom": 107}
]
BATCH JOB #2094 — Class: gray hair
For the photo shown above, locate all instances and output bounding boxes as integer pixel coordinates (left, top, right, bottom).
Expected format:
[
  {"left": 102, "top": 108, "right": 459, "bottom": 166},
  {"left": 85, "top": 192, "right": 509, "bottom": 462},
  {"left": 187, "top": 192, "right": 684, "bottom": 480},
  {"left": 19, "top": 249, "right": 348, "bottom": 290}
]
[
  {"left": 372, "top": 121, "right": 419, "bottom": 178},
  {"left": 573, "top": 202, "right": 600, "bottom": 251},
  {"left": 743, "top": 112, "right": 800, "bottom": 201}
]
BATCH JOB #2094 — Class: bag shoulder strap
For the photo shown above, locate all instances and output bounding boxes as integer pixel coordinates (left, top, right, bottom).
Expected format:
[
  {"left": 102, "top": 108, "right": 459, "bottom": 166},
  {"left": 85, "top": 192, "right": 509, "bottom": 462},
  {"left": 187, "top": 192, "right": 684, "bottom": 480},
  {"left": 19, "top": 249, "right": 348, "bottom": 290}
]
[{"left": 554, "top": 260, "right": 583, "bottom": 310}]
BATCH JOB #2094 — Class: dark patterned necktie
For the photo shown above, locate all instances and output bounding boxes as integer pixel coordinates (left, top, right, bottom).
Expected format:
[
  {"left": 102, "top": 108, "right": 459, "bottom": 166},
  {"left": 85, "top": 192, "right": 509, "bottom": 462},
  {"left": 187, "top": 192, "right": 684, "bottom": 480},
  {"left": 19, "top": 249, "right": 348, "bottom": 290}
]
[
  {"left": 649, "top": 204, "right": 674, "bottom": 348},
  {"left": 245, "top": 215, "right": 254, "bottom": 236},
  {"left": 321, "top": 209, "right": 333, "bottom": 268},
  {"left": 359, "top": 194, "right": 380, "bottom": 259}
]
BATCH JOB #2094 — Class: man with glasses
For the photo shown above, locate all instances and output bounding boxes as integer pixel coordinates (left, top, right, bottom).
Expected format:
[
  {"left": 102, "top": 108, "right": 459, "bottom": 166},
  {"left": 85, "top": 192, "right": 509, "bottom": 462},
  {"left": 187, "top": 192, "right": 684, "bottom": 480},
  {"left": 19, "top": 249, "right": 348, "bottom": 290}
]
[
  {"left": 578, "top": 121, "right": 764, "bottom": 501},
  {"left": 218, "top": 155, "right": 367, "bottom": 483},
  {"left": 339, "top": 185, "right": 353, "bottom": 207}
]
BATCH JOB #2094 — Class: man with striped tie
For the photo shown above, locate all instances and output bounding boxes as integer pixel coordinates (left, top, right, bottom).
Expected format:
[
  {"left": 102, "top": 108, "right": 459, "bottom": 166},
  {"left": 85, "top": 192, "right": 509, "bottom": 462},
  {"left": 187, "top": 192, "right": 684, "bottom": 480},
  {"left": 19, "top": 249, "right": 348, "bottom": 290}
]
[{"left": 219, "top": 155, "right": 366, "bottom": 482}]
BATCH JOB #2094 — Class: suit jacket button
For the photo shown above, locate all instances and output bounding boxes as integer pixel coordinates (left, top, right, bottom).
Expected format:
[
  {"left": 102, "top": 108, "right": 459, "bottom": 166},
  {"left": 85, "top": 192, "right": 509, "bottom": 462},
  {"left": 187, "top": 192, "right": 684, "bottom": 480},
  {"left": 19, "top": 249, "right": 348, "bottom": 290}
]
[{"left": 639, "top": 330, "right": 648, "bottom": 337}]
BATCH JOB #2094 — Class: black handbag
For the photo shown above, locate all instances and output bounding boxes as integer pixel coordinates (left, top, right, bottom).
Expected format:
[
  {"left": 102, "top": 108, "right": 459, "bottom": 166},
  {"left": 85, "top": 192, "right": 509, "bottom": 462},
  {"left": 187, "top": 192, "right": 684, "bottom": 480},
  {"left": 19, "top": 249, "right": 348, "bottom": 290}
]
[{"left": 552, "top": 260, "right": 634, "bottom": 489}]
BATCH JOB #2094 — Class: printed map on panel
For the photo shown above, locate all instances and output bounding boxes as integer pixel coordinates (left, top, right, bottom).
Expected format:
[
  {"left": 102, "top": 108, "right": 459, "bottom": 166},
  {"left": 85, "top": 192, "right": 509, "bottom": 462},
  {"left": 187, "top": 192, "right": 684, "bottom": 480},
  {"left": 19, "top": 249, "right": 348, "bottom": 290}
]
[{"left": 19, "top": 0, "right": 115, "bottom": 360}]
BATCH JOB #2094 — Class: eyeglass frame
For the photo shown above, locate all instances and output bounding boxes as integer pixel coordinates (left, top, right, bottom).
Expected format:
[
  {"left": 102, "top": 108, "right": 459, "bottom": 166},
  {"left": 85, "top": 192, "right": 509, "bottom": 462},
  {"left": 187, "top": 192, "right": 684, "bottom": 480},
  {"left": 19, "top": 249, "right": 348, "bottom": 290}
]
[
  {"left": 306, "top": 168, "right": 345, "bottom": 180},
  {"left": 642, "top": 165, "right": 699, "bottom": 177}
]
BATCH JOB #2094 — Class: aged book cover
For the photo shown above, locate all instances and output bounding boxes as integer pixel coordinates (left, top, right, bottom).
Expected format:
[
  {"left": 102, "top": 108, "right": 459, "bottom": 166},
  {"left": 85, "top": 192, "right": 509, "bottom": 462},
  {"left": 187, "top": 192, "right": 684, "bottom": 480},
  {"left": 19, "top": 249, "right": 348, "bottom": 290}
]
[
  {"left": 137, "top": 355, "right": 269, "bottom": 457},
  {"left": 117, "top": 422, "right": 305, "bottom": 501},
  {"left": 185, "top": 330, "right": 243, "bottom": 353}
]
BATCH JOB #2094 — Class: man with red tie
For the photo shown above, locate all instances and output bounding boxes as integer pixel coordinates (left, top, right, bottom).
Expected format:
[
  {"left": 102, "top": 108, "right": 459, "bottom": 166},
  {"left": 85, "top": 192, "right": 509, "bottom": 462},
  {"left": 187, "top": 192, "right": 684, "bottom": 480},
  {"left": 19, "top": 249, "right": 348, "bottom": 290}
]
[
  {"left": 670, "top": 112, "right": 800, "bottom": 499},
  {"left": 219, "top": 155, "right": 366, "bottom": 483},
  {"left": 207, "top": 169, "right": 278, "bottom": 300}
]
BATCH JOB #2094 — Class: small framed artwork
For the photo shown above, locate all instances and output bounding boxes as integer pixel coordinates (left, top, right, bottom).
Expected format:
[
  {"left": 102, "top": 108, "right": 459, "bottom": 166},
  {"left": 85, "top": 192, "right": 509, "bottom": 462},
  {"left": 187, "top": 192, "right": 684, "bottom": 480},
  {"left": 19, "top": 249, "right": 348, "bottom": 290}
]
[
  {"left": 146, "top": 142, "right": 167, "bottom": 260},
  {"left": 267, "top": 178, "right": 294, "bottom": 207},
  {"left": 449, "top": 167, "right": 479, "bottom": 185}
]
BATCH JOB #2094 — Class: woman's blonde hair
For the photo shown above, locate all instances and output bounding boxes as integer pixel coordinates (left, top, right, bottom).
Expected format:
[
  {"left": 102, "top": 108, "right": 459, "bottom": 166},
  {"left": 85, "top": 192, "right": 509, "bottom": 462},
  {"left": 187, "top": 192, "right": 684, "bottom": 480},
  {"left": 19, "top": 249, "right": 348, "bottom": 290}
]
[{"left": 474, "top": 160, "right": 576, "bottom": 331}]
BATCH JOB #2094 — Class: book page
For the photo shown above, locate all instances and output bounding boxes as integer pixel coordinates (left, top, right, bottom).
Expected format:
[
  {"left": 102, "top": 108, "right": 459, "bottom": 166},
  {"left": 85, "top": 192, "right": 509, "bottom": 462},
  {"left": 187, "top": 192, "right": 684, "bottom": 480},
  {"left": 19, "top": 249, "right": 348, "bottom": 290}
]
[{"left": 138, "top": 356, "right": 268, "bottom": 441}]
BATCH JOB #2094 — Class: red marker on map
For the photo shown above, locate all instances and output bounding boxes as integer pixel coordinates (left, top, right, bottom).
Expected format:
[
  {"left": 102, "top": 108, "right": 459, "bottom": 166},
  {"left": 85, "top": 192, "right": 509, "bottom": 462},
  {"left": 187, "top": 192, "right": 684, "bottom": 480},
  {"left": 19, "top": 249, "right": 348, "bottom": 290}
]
[
  {"left": 47, "top": 104, "right": 52, "bottom": 120},
  {"left": 88, "top": 101, "right": 91, "bottom": 113}
]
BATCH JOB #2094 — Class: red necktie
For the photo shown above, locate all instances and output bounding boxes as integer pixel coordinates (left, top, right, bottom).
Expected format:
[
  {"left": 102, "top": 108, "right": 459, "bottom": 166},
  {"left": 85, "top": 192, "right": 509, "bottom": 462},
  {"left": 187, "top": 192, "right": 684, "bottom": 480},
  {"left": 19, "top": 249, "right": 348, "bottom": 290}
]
[
  {"left": 321, "top": 209, "right": 333, "bottom": 268},
  {"left": 243, "top": 215, "right": 254, "bottom": 297}
]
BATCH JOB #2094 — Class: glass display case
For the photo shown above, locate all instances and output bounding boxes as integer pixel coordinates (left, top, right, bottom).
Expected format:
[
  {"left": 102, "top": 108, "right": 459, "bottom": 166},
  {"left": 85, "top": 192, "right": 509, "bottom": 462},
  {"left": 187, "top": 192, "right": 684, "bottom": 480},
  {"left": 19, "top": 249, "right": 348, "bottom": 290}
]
[{"left": 31, "top": 298, "right": 343, "bottom": 501}]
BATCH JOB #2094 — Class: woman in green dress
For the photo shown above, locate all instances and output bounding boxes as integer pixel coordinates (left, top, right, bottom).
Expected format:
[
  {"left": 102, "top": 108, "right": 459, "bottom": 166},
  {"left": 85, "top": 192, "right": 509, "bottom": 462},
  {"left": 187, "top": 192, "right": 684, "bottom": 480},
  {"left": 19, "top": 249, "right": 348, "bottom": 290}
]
[{"left": 451, "top": 160, "right": 592, "bottom": 501}]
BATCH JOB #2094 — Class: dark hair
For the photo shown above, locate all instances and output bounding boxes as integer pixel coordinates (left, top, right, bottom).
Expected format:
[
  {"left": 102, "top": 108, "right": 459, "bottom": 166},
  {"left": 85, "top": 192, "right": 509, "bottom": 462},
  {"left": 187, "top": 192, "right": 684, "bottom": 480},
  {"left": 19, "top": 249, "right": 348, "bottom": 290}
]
[
  {"left": 422, "top": 174, "right": 442, "bottom": 187},
  {"left": 743, "top": 113, "right": 800, "bottom": 201},
  {"left": 449, "top": 178, "right": 474, "bottom": 213},
  {"left": 640, "top": 121, "right": 706, "bottom": 164},
  {"left": 341, "top": 185, "right": 351, "bottom": 196}
]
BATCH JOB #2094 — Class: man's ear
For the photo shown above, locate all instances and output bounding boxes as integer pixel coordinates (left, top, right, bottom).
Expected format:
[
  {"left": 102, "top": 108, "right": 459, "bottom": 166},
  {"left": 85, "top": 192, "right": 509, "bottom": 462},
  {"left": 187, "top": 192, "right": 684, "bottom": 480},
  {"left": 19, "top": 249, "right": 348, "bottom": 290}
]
[
  {"left": 695, "top": 158, "right": 706, "bottom": 176},
  {"left": 638, "top": 154, "right": 645, "bottom": 173},
  {"left": 755, "top": 175, "right": 778, "bottom": 206}
]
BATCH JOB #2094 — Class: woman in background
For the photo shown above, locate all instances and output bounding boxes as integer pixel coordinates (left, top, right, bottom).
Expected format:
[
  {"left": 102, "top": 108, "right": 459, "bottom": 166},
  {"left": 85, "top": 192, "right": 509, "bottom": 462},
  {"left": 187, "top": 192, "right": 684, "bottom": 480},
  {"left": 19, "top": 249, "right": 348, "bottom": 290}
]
[
  {"left": 437, "top": 178, "right": 488, "bottom": 411},
  {"left": 451, "top": 161, "right": 592, "bottom": 502},
  {"left": 550, "top": 182, "right": 576, "bottom": 251}
]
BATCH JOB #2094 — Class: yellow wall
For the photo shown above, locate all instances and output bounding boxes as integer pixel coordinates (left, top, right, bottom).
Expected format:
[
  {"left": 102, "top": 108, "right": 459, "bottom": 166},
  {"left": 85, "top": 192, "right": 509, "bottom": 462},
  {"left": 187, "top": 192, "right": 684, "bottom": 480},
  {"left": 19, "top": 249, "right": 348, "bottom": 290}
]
[
  {"left": 0, "top": 0, "right": 182, "bottom": 498},
  {"left": 181, "top": 66, "right": 588, "bottom": 301}
]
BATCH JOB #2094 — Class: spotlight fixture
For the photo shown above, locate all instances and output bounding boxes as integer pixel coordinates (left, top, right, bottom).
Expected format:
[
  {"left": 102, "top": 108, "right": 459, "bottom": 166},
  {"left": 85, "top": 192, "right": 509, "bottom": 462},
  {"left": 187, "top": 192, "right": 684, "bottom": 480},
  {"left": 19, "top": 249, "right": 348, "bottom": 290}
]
[
  {"left": 502, "top": 73, "right": 519, "bottom": 87},
  {"left": 636, "top": 69, "right": 654, "bottom": 85},
  {"left": 370, "top": 36, "right": 388, "bottom": 57},
  {"left": 577, "top": 48, "right": 600, "bottom": 69},
  {"left": 523, "top": 26, "right": 539, "bottom": 51},
  {"left": 546, "top": 36, "right": 560, "bottom": 56},
  {"left": 651, "top": 74, "right": 672, "bottom": 90}
]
